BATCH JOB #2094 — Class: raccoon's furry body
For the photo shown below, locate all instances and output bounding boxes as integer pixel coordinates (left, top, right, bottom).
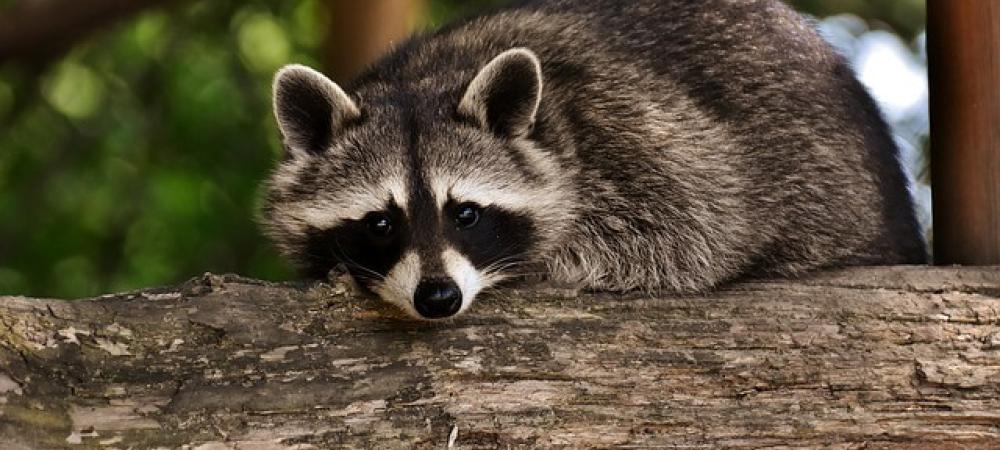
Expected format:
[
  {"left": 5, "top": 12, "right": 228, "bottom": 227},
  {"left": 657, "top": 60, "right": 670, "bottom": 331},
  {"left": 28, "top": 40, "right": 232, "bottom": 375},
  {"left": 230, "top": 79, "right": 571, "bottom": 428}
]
[{"left": 262, "top": 0, "right": 926, "bottom": 319}]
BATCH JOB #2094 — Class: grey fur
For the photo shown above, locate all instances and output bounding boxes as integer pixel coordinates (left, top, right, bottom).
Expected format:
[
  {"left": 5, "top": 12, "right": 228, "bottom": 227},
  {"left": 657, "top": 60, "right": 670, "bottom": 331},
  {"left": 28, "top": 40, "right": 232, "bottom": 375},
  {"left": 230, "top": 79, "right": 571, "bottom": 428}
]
[{"left": 261, "top": 0, "right": 926, "bottom": 313}]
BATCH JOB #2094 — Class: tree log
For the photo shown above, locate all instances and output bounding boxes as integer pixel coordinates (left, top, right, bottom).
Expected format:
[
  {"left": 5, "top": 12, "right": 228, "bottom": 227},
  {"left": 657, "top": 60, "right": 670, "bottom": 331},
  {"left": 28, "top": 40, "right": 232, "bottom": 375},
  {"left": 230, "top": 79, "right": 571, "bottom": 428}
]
[{"left": 1, "top": 266, "right": 999, "bottom": 449}]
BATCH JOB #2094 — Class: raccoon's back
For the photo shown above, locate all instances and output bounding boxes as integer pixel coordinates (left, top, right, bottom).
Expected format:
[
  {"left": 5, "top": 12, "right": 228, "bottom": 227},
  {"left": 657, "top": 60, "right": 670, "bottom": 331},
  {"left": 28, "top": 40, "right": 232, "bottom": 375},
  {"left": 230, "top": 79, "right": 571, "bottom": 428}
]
[{"left": 485, "top": 0, "right": 923, "bottom": 265}]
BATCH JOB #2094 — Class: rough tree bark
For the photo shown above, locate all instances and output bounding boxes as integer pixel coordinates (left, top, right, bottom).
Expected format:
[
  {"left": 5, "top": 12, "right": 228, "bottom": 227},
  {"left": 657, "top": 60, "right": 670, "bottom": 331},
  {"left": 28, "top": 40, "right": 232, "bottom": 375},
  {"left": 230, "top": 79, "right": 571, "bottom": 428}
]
[{"left": 1, "top": 266, "right": 999, "bottom": 449}]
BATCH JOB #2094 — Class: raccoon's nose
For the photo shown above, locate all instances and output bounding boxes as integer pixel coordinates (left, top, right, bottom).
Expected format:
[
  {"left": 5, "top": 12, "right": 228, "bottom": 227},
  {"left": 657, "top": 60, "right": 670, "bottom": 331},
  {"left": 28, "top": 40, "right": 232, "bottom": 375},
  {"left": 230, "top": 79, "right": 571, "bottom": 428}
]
[{"left": 413, "top": 279, "right": 462, "bottom": 319}]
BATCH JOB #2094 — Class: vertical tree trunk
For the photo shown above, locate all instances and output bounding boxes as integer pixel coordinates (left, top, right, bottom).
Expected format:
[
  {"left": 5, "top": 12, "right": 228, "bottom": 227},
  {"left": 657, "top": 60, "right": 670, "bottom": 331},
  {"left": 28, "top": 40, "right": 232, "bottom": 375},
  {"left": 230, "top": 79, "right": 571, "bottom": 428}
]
[
  {"left": 928, "top": 1, "right": 1000, "bottom": 264},
  {"left": 324, "top": 0, "right": 426, "bottom": 84}
]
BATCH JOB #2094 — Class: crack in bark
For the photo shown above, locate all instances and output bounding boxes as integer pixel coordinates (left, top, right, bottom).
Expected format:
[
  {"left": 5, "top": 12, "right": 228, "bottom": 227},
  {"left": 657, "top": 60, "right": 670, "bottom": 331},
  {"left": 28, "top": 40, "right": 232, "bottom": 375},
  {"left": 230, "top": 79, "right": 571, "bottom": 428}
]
[
  {"left": 186, "top": 318, "right": 228, "bottom": 344},
  {"left": 44, "top": 304, "right": 62, "bottom": 320}
]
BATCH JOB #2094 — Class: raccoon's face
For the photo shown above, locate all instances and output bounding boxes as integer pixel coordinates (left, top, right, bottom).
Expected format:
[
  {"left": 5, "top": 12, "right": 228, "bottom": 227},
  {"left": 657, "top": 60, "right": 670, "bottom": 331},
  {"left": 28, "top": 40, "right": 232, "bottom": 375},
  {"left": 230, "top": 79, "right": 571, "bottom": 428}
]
[{"left": 262, "top": 49, "right": 575, "bottom": 320}]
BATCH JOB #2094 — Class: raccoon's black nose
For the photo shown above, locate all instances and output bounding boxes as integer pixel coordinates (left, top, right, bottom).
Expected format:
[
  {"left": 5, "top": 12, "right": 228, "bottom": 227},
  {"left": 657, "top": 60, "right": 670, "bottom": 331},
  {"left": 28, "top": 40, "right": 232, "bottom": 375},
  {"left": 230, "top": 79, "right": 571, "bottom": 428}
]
[{"left": 413, "top": 279, "right": 462, "bottom": 319}]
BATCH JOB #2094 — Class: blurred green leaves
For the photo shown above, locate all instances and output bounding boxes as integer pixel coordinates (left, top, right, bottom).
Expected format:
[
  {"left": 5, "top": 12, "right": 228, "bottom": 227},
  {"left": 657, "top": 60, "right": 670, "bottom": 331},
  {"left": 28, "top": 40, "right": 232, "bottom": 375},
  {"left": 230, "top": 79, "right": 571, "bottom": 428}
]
[
  {"left": 43, "top": 61, "right": 106, "bottom": 119},
  {"left": 236, "top": 12, "right": 291, "bottom": 73},
  {"left": 132, "top": 13, "right": 170, "bottom": 59},
  {"left": 0, "top": 0, "right": 317, "bottom": 298},
  {"left": 0, "top": 77, "right": 14, "bottom": 120},
  {"left": 790, "top": 0, "right": 925, "bottom": 40}
]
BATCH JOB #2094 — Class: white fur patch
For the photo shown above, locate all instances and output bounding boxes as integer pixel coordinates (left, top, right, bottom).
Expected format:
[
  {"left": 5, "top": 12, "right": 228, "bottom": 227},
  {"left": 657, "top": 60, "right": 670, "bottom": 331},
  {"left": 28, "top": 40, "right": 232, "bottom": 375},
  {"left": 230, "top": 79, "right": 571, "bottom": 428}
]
[
  {"left": 428, "top": 174, "right": 545, "bottom": 213},
  {"left": 442, "top": 248, "right": 483, "bottom": 315},
  {"left": 290, "top": 177, "right": 409, "bottom": 231},
  {"left": 372, "top": 251, "right": 422, "bottom": 318}
]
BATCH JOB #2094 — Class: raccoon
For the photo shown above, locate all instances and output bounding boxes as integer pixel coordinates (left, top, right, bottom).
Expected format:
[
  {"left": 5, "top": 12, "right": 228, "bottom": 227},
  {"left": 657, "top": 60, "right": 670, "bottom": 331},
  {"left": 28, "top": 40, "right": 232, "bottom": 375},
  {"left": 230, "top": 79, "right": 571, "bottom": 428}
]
[{"left": 260, "top": 0, "right": 927, "bottom": 320}]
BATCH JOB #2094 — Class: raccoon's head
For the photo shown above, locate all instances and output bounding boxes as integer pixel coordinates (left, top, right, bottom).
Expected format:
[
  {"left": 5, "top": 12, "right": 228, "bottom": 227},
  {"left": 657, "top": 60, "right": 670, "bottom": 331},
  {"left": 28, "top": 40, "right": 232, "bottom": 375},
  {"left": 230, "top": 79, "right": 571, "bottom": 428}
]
[{"left": 261, "top": 48, "right": 576, "bottom": 320}]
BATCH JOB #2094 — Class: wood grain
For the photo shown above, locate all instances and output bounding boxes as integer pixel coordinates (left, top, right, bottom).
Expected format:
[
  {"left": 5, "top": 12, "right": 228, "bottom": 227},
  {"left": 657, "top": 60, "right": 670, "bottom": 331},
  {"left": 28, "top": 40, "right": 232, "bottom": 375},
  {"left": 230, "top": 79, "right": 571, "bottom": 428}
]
[
  {"left": 929, "top": 0, "right": 1000, "bottom": 264},
  {"left": 324, "top": 0, "right": 424, "bottom": 84},
  {"left": 1, "top": 266, "right": 999, "bottom": 449}
]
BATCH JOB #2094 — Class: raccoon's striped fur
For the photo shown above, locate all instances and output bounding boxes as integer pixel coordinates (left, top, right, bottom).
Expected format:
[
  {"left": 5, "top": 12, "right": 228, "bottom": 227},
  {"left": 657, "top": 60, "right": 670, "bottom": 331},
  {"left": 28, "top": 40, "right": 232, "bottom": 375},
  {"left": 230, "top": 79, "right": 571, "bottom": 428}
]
[{"left": 261, "top": 0, "right": 926, "bottom": 319}]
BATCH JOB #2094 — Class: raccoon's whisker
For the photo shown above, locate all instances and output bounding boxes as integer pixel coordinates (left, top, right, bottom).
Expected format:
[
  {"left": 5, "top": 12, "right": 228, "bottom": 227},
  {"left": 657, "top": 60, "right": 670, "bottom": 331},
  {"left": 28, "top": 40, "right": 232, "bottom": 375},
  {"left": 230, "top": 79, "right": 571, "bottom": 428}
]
[
  {"left": 330, "top": 238, "right": 386, "bottom": 282},
  {"left": 335, "top": 257, "right": 385, "bottom": 281},
  {"left": 483, "top": 263, "right": 549, "bottom": 286},
  {"left": 482, "top": 255, "right": 541, "bottom": 276},
  {"left": 299, "top": 247, "right": 386, "bottom": 282},
  {"left": 481, "top": 259, "right": 522, "bottom": 275},
  {"left": 484, "top": 263, "right": 528, "bottom": 276},
  {"left": 347, "top": 265, "right": 386, "bottom": 282},
  {"left": 479, "top": 251, "right": 536, "bottom": 274},
  {"left": 481, "top": 264, "right": 548, "bottom": 286}
]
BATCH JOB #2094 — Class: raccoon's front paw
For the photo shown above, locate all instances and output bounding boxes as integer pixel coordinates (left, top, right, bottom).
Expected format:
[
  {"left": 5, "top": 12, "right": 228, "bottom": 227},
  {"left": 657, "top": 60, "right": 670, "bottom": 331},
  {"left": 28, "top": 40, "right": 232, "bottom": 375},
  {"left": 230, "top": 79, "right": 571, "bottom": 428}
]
[{"left": 326, "top": 264, "right": 361, "bottom": 296}]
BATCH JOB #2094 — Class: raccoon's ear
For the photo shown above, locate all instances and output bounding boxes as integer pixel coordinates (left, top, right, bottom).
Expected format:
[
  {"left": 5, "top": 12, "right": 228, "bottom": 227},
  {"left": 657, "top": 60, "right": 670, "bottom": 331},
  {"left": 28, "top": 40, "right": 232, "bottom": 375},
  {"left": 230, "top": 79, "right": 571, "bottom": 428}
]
[
  {"left": 272, "top": 64, "right": 360, "bottom": 157},
  {"left": 458, "top": 48, "right": 543, "bottom": 138}
]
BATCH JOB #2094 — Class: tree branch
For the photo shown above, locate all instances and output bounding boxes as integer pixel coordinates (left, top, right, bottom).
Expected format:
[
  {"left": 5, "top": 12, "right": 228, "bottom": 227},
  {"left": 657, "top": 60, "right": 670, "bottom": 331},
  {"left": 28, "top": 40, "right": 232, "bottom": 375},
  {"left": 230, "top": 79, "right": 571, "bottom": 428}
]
[
  {"left": 1, "top": 267, "right": 999, "bottom": 448},
  {"left": 0, "top": 0, "right": 186, "bottom": 65}
]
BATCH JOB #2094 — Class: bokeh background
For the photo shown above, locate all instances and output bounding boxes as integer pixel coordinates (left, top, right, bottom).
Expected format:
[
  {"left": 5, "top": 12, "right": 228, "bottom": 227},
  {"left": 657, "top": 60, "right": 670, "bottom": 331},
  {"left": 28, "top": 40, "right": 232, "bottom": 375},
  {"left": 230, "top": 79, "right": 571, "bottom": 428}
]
[{"left": 0, "top": 0, "right": 927, "bottom": 298}]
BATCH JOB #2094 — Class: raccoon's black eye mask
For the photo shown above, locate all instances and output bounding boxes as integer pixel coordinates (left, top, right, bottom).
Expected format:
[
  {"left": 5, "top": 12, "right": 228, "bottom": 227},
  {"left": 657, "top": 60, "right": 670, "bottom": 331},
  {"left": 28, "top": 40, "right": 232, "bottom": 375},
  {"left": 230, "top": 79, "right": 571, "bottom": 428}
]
[
  {"left": 302, "top": 204, "right": 409, "bottom": 282},
  {"left": 301, "top": 200, "right": 536, "bottom": 281},
  {"left": 440, "top": 201, "right": 537, "bottom": 270},
  {"left": 364, "top": 212, "right": 394, "bottom": 238},
  {"left": 454, "top": 203, "right": 482, "bottom": 229},
  {"left": 362, "top": 202, "right": 482, "bottom": 240}
]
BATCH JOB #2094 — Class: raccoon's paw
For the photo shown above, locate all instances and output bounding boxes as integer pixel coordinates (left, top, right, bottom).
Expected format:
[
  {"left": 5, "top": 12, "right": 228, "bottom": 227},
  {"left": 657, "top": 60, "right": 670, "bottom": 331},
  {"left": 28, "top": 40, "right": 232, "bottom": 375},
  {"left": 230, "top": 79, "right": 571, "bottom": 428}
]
[{"left": 325, "top": 264, "right": 361, "bottom": 297}]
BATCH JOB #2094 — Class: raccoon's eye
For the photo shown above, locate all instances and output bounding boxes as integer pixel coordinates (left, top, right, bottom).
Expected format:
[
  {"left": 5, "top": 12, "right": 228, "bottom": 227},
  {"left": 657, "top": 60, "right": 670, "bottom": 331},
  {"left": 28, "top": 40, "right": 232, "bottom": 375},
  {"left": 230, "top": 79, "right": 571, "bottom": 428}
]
[
  {"left": 365, "top": 213, "right": 393, "bottom": 237},
  {"left": 455, "top": 203, "right": 481, "bottom": 229}
]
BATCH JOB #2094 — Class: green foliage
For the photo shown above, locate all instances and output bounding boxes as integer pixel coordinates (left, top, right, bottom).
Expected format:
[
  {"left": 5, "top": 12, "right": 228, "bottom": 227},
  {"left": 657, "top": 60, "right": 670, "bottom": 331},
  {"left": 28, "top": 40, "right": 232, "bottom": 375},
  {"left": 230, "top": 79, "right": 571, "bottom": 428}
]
[
  {"left": 0, "top": 0, "right": 925, "bottom": 298},
  {"left": 425, "top": 0, "right": 513, "bottom": 27},
  {"left": 0, "top": 0, "right": 329, "bottom": 297}
]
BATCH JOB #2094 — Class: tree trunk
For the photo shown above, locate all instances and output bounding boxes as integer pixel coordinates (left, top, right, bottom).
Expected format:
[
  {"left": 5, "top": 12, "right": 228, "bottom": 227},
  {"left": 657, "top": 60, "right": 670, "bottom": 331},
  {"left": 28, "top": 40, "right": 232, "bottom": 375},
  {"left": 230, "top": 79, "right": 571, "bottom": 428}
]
[
  {"left": 1, "top": 266, "right": 999, "bottom": 449},
  {"left": 323, "top": 0, "right": 425, "bottom": 84},
  {"left": 928, "top": 1, "right": 1000, "bottom": 264}
]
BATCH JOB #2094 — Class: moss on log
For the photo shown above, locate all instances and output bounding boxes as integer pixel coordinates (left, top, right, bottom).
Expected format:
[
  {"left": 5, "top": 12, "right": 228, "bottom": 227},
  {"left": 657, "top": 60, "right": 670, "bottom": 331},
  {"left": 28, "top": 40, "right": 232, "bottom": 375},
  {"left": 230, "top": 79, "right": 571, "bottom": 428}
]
[{"left": 1, "top": 266, "right": 999, "bottom": 449}]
